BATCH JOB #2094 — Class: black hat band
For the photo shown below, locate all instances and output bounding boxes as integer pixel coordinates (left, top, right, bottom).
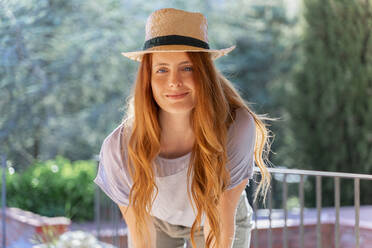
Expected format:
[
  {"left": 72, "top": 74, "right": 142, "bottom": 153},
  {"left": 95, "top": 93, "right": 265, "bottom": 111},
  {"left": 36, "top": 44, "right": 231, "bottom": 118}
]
[{"left": 143, "top": 35, "right": 210, "bottom": 50}]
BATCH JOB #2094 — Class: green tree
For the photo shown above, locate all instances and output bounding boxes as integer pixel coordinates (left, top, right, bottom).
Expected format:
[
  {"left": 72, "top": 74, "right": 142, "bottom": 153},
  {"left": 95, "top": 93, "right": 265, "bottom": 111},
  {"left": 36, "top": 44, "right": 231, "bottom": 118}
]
[
  {"left": 1, "top": 0, "right": 297, "bottom": 175},
  {"left": 283, "top": 0, "right": 372, "bottom": 206},
  {"left": 0, "top": 0, "right": 143, "bottom": 170},
  {"left": 1, "top": 0, "right": 302, "bottom": 213}
]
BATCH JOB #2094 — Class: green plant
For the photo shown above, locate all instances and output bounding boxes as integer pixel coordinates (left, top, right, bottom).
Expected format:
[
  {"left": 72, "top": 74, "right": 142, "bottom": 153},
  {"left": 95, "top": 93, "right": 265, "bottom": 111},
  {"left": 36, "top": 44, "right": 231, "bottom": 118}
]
[{"left": 2, "top": 155, "right": 97, "bottom": 222}]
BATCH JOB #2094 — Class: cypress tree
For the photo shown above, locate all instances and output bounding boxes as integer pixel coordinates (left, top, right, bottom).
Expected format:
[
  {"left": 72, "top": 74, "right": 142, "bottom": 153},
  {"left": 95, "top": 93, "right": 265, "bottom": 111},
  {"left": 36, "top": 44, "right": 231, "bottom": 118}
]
[{"left": 285, "top": 0, "right": 372, "bottom": 206}]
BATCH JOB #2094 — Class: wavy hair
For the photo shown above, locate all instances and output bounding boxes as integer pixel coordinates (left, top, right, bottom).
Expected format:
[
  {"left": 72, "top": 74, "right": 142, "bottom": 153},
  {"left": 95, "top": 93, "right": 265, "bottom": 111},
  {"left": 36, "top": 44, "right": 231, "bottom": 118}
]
[{"left": 120, "top": 51, "right": 274, "bottom": 248}]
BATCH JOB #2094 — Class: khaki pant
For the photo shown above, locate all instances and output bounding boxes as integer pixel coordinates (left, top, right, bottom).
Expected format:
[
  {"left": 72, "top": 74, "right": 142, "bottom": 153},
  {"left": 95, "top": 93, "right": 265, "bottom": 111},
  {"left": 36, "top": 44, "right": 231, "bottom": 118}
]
[{"left": 128, "top": 190, "right": 253, "bottom": 248}]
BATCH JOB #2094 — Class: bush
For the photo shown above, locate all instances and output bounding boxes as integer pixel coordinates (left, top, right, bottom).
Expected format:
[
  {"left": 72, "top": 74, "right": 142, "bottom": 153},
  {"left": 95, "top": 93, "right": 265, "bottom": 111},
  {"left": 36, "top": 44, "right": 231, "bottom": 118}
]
[{"left": 1, "top": 155, "right": 97, "bottom": 222}]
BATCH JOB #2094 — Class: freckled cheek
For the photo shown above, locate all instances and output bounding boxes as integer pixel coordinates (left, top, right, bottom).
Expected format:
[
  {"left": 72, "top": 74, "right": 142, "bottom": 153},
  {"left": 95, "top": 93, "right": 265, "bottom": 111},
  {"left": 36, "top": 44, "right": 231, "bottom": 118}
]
[
  {"left": 186, "top": 79, "right": 197, "bottom": 91},
  {"left": 151, "top": 85, "right": 164, "bottom": 104}
]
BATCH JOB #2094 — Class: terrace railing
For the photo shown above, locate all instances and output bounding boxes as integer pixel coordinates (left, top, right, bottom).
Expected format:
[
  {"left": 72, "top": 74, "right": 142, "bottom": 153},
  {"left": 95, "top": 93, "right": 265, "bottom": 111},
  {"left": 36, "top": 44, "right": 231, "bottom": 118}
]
[
  {"left": 93, "top": 164, "right": 372, "bottom": 248},
  {"left": 250, "top": 167, "right": 372, "bottom": 248}
]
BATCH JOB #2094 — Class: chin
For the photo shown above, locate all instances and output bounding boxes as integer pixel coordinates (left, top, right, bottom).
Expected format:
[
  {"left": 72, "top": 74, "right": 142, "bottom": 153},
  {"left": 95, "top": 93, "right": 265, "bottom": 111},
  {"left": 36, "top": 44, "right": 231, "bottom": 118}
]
[{"left": 160, "top": 104, "right": 195, "bottom": 114}]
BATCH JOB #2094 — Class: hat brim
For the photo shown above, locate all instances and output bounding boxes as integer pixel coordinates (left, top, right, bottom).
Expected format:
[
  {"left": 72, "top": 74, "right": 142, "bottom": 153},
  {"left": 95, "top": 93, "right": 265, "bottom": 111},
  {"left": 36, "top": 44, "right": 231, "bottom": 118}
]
[{"left": 121, "top": 45, "right": 236, "bottom": 62}]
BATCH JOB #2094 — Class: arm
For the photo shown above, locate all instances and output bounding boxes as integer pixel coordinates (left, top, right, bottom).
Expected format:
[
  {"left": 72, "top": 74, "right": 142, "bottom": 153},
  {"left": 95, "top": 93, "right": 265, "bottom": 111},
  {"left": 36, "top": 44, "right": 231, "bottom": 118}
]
[
  {"left": 203, "top": 178, "right": 249, "bottom": 248},
  {"left": 118, "top": 204, "right": 157, "bottom": 248}
]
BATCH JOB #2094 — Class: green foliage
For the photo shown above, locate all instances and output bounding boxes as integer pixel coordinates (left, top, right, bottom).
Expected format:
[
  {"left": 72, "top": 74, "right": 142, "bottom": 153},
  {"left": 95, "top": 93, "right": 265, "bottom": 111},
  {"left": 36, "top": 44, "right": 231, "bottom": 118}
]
[
  {"left": 1, "top": 156, "right": 96, "bottom": 222},
  {"left": 281, "top": 0, "right": 372, "bottom": 206},
  {"left": 0, "top": 0, "right": 296, "bottom": 173}
]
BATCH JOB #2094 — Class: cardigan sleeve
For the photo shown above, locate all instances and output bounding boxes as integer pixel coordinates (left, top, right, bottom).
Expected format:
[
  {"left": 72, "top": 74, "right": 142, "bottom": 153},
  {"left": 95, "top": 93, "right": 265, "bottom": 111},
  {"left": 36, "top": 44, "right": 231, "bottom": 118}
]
[
  {"left": 225, "top": 108, "right": 256, "bottom": 190},
  {"left": 93, "top": 125, "right": 131, "bottom": 206}
]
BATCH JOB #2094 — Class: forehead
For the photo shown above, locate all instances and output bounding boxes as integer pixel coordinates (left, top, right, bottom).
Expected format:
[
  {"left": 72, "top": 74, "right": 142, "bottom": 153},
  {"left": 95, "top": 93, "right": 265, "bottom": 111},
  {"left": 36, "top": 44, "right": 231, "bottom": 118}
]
[{"left": 152, "top": 52, "right": 191, "bottom": 65}]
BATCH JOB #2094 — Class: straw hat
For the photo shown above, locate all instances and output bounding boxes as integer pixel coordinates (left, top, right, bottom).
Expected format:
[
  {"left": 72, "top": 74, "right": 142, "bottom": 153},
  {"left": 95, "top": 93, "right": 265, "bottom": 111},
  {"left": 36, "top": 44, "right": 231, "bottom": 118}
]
[{"left": 121, "top": 8, "right": 236, "bottom": 62}]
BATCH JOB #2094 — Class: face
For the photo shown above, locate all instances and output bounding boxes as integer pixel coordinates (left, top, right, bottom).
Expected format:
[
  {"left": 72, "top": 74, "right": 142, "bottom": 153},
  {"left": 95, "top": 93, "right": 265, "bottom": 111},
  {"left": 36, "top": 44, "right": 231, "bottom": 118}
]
[{"left": 151, "top": 52, "right": 197, "bottom": 114}]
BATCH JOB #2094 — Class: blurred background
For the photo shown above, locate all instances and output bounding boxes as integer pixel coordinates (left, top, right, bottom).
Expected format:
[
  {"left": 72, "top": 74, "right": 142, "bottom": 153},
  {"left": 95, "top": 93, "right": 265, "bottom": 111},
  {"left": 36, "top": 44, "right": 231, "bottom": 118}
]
[{"left": 0, "top": 0, "right": 371, "bottom": 245}]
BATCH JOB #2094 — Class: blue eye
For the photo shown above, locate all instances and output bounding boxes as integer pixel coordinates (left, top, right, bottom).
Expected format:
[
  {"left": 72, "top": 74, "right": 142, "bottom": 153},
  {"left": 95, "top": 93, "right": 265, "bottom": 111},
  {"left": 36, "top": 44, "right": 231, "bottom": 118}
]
[
  {"left": 155, "top": 67, "right": 193, "bottom": 73},
  {"left": 156, "top": 68, "right": 167, "bottom": 73}
]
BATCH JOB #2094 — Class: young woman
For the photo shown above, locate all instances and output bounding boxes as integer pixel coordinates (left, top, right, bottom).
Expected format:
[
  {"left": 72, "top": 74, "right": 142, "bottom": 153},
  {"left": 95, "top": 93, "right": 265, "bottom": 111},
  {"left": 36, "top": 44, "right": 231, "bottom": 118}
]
[{"left": 94, "top": 8, "right": 274, "bottom": 248}]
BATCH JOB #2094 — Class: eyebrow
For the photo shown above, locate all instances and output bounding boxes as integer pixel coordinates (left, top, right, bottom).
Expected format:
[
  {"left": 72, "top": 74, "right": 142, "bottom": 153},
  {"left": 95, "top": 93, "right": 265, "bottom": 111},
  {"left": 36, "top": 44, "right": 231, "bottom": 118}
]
[{"left": 154, "top": 61, "right": 192, "bottom": 67}]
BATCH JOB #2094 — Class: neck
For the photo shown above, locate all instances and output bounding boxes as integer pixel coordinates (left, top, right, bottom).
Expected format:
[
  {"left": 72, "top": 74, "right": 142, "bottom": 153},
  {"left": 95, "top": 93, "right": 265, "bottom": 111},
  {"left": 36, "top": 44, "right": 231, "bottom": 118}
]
[
  {"left": 158, "top": 109, "right": 195, "bottom": 157},
  {"left": 159, "top": 109, "right": 193, "bottom": 135}
]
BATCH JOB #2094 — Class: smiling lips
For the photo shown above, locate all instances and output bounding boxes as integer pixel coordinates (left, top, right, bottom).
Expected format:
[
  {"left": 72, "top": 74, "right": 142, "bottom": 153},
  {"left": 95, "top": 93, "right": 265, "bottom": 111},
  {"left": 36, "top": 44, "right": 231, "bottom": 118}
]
[{"left": 166, "top": 92, "right": 189, "bottom": 99}]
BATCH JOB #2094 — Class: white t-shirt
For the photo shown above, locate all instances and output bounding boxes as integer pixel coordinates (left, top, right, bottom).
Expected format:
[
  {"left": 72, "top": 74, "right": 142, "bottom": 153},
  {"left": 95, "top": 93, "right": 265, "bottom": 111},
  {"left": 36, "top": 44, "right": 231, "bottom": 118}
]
[{"left": 93, "top": 107, "right": 256, "bottom": 227}]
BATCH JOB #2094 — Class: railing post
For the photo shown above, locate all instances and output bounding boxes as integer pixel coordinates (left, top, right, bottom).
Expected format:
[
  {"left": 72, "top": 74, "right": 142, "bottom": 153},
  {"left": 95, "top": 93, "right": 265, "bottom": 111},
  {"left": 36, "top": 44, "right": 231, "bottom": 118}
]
[
  {"left": 354, "top": 178, "right": 360, "bottom": 248},
  {"left": 111, "top": 201, "right": 115, "bottom": 246},
  {"left": 1, "top": 155, "right": 6, "bottom": 248},
  {"left": 316, "top": 176, "right": 322, "bottom": 248},
  {"left": 115, "top": 206, "right": 119, "bottom": 247},
  {"left": 299, "top": 174, "right": 304, "bottom": 248},
  {"left": 253, "top": 175, "right": 258, "bottom": 248},
  {"left": 268, "top": 187, "right": 272, "bottom": 248},
  {"left": 282, "top": 174, "right": 288, "bottom": 248},
  {"left": 334, "top": 177, "right": 340, "bottom": 248},
  {"left": 111, "top": 201, "right": 120, "bottom": 247},
  {"left": 94, "top": 158, "right": 101, "bottom": 241}
]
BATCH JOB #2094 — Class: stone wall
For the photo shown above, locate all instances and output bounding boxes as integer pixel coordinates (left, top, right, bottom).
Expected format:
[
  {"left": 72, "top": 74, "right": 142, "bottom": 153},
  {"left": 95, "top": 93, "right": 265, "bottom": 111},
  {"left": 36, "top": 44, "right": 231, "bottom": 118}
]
[{"left": 0, "top": 207, "right": 70, "bottom": 248}]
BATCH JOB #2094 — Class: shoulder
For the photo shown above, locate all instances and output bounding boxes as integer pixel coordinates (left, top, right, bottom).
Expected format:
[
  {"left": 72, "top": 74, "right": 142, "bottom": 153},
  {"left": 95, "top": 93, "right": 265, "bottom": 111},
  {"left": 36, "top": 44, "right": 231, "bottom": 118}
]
[
  {"left": 227, "top": 107, "right": 256, "bottom": 147},
  {"left": 235, "top": 107, "right": 255, "bottom": 129},
  {"left": 101, "top": 123, "right": 123, "bottom": 150},
  {"left": 99, "top": 123, "right": 128, "bottom": 166}
]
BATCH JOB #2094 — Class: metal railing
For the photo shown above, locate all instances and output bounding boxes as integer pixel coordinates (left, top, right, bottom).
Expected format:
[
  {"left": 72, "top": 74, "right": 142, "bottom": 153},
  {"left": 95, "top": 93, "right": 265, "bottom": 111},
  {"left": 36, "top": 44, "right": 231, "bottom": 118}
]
[
  {"left": 3, "top": 153, "right": 370, "bottom": 248},
  {"left": 250, "top": 167, "right": 372, "bottom": 248},
  {"left": 94, "top": 178, "right": 126, "bottom": 248},
  {"left": 93, "top": 162, "right": 372, "bottom": 248}
]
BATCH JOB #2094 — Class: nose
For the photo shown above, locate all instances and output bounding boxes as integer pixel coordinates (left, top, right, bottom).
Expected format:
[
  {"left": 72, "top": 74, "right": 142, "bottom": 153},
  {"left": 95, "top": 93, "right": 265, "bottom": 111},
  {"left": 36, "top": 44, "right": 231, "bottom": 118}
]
[{"left": 168, "top": 70, "right": 182, "bottom": 88}]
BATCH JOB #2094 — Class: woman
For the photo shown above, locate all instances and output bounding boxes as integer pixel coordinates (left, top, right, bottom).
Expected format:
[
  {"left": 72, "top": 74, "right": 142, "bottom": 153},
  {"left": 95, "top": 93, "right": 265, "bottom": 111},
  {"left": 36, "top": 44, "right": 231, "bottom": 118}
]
[{"left": 94, "top": 8, "right": 274, "bottom": 248}]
